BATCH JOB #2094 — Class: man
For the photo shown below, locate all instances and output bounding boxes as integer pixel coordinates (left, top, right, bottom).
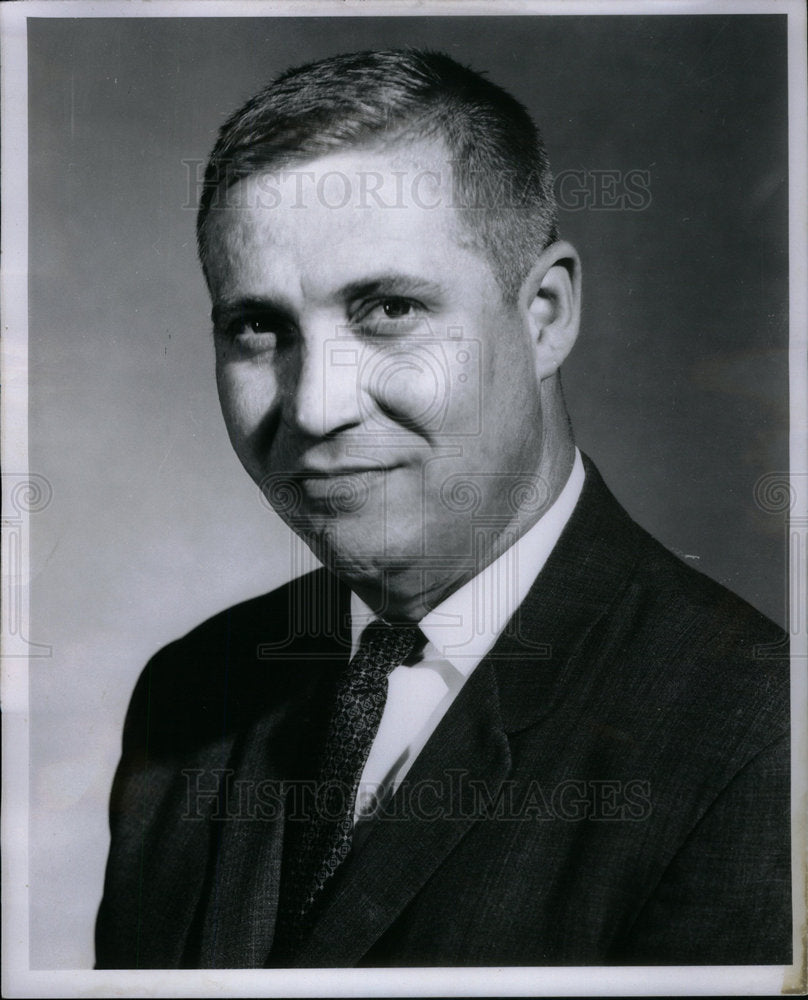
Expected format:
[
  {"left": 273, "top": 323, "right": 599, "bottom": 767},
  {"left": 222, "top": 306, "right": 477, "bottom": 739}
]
[{"left": 96, "top": 49, "right": 790, "bottom": 968}]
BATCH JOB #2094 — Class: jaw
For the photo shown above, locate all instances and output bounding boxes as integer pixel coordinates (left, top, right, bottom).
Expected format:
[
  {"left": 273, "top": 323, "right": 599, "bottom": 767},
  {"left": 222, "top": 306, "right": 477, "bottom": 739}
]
[{"left": 285, "top": 502, "right": 476, "bottom": 620}]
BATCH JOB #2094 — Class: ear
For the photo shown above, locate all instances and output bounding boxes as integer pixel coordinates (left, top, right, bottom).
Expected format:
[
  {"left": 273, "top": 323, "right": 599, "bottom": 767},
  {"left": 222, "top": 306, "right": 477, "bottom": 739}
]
[{"left": 520, "top": 240, "right": 581, "bottom": 381}]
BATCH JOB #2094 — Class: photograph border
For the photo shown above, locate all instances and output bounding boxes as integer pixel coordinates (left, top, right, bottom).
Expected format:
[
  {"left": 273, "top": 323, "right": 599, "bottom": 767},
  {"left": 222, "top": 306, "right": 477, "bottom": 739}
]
[{"left": 2, "top": 1, "right": 806, "bottom": 996}]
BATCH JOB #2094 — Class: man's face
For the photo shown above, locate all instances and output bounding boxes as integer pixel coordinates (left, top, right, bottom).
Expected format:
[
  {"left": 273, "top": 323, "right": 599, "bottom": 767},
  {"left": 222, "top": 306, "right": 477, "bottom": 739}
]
[{"left": 205, "top": 144, "right": 547, "bottom": 614}]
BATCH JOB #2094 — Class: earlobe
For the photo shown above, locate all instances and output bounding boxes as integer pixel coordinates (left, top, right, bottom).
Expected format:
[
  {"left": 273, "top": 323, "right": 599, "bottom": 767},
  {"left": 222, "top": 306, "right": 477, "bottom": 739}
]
[{"left": 523, "top": 241, "right": 582, "bottom": 380}]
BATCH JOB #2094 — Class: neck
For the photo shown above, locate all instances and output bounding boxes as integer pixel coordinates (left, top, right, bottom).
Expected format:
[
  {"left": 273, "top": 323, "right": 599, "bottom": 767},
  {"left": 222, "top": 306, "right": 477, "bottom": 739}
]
[{"left": 351, "top": 421, "right": 576, "bottom": 621}]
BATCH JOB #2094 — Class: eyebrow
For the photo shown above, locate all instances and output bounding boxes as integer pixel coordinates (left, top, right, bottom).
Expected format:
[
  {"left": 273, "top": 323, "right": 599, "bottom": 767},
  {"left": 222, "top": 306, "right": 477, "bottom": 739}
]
[
  {"left": 338, "top": 273, "right": 446, "bottom": 303},
  {"left": 211, "top": 273, "right": 446, "bottom": 327}
]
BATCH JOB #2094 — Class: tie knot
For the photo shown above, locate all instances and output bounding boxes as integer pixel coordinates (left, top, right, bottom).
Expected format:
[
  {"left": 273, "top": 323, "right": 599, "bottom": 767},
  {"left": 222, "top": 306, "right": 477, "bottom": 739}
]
[{"left": 355, "top": 618, "right": 424, "bottom": 668}]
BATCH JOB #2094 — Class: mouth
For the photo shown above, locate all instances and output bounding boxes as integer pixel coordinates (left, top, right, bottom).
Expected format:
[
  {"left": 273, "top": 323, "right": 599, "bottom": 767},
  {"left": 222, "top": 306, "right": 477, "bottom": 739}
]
[
  {"left": 297, "top": 465, "right": 395, "bottom": 477},
  {"left": 294, "top": 465, "right": 400, "bottom": 505}
]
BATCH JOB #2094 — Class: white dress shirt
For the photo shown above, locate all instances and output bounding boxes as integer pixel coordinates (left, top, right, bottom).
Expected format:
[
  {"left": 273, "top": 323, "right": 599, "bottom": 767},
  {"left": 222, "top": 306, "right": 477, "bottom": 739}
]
[{"left": 350, "top": 448, "right": 586, "bottom": 822}]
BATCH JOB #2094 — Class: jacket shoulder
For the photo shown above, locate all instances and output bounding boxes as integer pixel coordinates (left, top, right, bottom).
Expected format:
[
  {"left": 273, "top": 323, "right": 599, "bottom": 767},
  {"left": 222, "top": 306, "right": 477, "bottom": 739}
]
[
  {"left": 516, "top": 457, "right": 789, "bottom": 763},
  {"left": 121, "top": 568, "right": 345, "bottom": 756},
  {"left": 562, "top": 501, "right": 791, "bottom": 801},
  {"left": 624, "top": 525, "right": 787, "bottom": 712}
]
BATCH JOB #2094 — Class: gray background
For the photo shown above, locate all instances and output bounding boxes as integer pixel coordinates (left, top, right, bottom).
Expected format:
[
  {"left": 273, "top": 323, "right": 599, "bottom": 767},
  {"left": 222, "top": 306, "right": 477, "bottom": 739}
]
[{"left": 27, "top": 14, "right": 788, "bottom": 968}]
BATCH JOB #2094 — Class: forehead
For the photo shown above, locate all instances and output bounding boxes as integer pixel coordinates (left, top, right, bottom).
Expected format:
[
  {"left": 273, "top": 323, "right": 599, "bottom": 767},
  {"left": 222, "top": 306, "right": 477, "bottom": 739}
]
[{"left": 203, "top": 143, "right": 496, "bottom": 299}]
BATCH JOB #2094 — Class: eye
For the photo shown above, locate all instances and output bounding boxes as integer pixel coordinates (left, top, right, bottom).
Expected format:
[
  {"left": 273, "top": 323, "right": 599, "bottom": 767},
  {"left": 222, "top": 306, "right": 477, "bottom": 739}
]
[
  {"left": 380, "top": 299, "right": 413, "bottom": 319},
  {"left": 238, "top": 313, "right": 293, "bottom": 339},
  {"left": 222, "top": 312, "right": 294, "bottom": 344},
  {"left": 354, "top": 296, "right": 424, "bottom": 331},
  {"left": 246, "top": 315, "right": 277, "bottom": 335}
]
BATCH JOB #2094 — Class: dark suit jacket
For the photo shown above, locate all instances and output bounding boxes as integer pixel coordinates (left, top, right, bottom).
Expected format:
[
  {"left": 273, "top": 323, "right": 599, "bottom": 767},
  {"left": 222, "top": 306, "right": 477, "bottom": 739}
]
[{"left": 95, "top": 458, "right": 791, "bottom": 968}]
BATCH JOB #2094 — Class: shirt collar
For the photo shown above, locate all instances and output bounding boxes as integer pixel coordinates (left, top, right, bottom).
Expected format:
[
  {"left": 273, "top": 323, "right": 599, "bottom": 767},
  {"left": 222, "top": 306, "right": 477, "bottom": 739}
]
[{"left": 350, "top": 448, "right": 585, "bottom": 673}]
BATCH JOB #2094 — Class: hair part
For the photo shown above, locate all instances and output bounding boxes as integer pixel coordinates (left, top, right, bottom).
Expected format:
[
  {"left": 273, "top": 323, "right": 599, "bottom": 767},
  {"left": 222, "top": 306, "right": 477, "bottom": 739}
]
[{"left": 197, "top": 48, "right": 559, "bottom": 301}]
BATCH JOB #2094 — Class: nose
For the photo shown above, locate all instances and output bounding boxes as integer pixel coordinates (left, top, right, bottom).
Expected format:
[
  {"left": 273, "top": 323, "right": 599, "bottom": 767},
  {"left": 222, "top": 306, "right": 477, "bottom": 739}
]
[{"left": 287, "top": 328, "right": 364, "bottom": 439}]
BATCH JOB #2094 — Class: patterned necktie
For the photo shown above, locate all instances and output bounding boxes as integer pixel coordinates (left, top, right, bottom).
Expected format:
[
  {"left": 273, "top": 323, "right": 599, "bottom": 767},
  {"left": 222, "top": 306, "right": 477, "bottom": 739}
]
[{"left": 274, "top": 618, "right": 424, "bottom": 959}]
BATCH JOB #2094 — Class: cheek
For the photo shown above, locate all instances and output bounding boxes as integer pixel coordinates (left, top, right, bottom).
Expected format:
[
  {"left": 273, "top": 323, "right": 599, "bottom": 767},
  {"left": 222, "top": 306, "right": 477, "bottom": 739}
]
[
  {"left": 484, "top": 317, "right": 540, "bottom": 406},
  {"left": 368, "top": 344, "right": 470, "bottom": 433},
  {"left": 216, "top": 359, "right": 281, "bottom": 443}
]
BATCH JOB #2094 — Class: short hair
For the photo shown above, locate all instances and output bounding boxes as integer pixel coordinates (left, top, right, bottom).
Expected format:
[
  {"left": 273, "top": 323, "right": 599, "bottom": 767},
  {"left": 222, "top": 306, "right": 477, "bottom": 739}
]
[{"left": 197, "top": 48, "right": 559, "bottom": 301}]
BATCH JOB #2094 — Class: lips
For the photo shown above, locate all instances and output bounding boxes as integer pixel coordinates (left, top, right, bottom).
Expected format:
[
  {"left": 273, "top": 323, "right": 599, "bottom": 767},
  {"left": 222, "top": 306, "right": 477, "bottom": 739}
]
[
  {"left": 293, "top": 465, "right": 398, "bottom": 507},
  {"left": 297, "top": 465, "right": 393, "bottom": 476}
]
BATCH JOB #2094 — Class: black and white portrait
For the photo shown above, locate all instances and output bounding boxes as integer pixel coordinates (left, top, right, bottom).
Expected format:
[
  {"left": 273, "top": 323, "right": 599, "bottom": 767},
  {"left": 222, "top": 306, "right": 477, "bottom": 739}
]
[{"left": 3, "top": 2, "right": 805, "bottom": 996}]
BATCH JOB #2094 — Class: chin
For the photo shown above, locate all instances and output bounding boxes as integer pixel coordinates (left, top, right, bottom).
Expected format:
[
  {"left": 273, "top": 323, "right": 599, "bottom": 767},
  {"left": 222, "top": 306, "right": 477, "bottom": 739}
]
[{"left": 305, "top": 521, "right": 423, "bottom": 579}]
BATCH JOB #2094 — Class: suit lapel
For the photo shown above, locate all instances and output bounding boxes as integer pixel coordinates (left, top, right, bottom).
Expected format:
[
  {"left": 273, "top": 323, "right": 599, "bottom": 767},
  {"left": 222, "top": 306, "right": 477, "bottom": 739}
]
[
  {"left": 292, "top": 657, "right": 511, "bottom": 967},
  {"left": 491, "top": 455, "right": 644, "bottom": 734}
]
